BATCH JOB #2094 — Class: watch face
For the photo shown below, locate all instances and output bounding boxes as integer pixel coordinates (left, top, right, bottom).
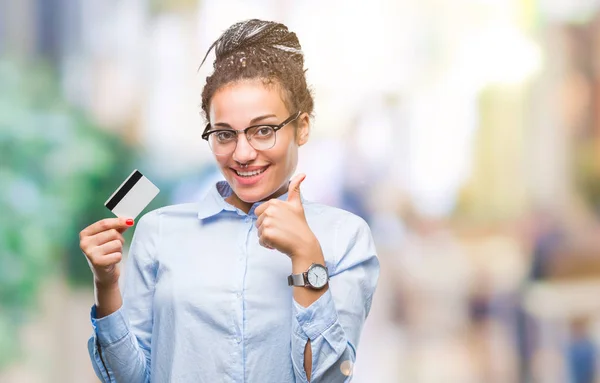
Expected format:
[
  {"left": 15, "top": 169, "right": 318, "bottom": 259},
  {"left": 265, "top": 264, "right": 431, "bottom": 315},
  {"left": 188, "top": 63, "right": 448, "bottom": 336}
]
[{"left": 307, "top": 265, "right": 328, "bottom": 288}]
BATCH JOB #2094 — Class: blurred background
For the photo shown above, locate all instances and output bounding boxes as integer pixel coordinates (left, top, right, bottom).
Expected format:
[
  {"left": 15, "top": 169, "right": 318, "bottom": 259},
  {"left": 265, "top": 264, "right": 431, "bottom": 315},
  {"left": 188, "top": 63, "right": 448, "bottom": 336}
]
[{"left": 2, "top": 0, "right": 600, "bottom": 382}]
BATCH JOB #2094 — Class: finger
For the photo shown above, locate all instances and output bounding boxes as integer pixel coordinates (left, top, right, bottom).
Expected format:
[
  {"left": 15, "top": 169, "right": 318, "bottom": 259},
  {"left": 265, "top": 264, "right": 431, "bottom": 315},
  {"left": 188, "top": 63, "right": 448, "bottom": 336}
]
[
  {"left": 90, "top": 252, "right": 123, "bottom": 268},
  {"left": 80, "top": 232, "right": 123, "bottom": 256},
  {"left": 258, "top": 226, "right": 277, "bottom": 249},
  {"left": 256, "top": 201, "right": 279, "bottom": 221},
  {"left": 116, "top": 219, "right": 134, "bottom": 234},
  {"left": 255, "top": 212, "right": 266, "bottom": 229},
  {"left": 87, "top": 229, "right": 125, "bottom": 249},
  {"left": 257, "top": 221, "right": 264, "bottom": 237},
  {"left": 81, "top": 217, "right": 134, "bottom": 238},
  {"left": 96, "top": 239, "right": 124, "bottom": 257},
  {"left": 254, "top": 201, "right": 270, "bottom": 217},
  {"left": 258, "top": 236, "right": 274, "bottom": 250},
  {"left": 87, "top": 245, "right": 123, "bottom": 268},
  {"left": 287, "top": 173, "right": 306, "bottom": 204}
]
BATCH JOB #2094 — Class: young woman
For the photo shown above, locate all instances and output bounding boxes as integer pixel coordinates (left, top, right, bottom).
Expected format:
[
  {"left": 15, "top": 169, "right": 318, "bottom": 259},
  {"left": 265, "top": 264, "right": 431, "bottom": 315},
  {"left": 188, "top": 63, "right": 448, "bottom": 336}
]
[{"left": 80, "top": 19, "right": 379, "bottom": 382}]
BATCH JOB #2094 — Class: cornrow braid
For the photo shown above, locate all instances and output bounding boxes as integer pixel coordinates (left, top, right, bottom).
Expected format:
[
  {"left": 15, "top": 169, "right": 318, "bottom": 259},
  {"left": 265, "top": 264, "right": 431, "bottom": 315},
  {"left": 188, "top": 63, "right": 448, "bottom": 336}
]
[{"left": 200, "top": 19, "right": 313, "bottom": 122}]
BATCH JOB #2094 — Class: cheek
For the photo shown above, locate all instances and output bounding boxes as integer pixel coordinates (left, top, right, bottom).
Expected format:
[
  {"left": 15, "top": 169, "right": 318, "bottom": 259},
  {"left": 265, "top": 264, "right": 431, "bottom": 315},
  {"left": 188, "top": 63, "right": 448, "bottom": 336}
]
[
  {"left": 281, "top": 141, "right": 298, "bottom": 170},
  {"left": 215, "top": 155, "right": 231, "bottom": 171},
  {"left": 286, "top": 145, "right": 297, "bottom": 163},
  {"left": 216, "top": 156, "right": 228, "bottom": 166}
]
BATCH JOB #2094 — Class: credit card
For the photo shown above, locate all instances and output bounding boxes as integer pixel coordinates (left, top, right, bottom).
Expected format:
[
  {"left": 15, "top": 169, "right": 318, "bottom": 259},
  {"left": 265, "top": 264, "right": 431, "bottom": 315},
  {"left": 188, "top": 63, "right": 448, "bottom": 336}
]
[{"left": 104, "top": 169, "right": 160, "bottom": 219}]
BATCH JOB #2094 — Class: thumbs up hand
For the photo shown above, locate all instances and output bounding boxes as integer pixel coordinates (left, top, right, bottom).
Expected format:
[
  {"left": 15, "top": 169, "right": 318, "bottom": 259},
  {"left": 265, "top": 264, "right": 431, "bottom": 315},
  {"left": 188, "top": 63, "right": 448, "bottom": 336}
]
[
  {"left": 286, "top": 173, "right": 305, "bottom": 205},
  {"left": 254, "top": 174, "right": 318, "bottom": 257}
]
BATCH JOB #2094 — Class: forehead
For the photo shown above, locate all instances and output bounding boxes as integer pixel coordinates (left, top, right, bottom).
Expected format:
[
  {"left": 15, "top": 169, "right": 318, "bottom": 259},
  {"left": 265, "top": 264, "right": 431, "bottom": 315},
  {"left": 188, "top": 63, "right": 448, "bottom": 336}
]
[{"left": 209, "top": 79, "right": 289, "bottom": 125}]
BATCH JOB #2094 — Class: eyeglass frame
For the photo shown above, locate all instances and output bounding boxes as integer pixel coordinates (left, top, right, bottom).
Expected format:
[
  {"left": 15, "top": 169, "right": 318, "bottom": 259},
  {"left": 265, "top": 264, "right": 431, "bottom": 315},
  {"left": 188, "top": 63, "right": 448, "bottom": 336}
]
[{"left": 201, "top": 111, "right": 302, "bottom": 155}]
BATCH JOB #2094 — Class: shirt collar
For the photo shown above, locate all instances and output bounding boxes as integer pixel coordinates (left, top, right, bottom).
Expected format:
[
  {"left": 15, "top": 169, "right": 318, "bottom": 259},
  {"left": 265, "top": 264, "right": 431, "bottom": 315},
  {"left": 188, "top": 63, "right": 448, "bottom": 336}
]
[{"left": 197, "top": 180, "right": 304, "bottom": 220}]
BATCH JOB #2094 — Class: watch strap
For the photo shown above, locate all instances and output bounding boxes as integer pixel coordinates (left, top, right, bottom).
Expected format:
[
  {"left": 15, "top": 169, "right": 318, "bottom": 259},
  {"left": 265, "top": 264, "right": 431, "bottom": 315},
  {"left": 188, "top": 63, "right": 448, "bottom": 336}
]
[
  {"left": 287, "top": 272, "right": 307, "bottom": 287},
  {"left": 288, "top": 263, "right": 329, "bottom": 289}
]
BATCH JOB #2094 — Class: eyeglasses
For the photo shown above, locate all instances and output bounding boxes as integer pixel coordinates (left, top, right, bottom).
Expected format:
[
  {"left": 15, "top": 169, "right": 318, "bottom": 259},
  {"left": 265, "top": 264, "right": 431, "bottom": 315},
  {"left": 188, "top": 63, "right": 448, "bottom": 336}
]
[{"left": 202, "top": 111, "right": 301, "bottom": 156}]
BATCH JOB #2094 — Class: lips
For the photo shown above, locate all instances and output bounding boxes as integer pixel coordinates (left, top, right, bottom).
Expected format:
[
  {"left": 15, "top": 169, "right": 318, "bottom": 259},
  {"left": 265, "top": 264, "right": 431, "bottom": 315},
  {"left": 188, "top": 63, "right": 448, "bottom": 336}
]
[
  {"left": 234, "top": 167, "right": 268, "bottom": 177},
  {"left": 230, "top": 165, "right": 270, "bottom": 186}
]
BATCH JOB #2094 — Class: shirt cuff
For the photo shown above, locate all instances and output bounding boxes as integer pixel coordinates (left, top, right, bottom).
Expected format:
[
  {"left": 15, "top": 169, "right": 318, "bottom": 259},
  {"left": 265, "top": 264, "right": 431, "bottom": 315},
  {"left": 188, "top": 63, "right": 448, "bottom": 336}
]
[
  {"left": 90, "top": 305, "right": 130, "bottom": 347},
  {"left": 293, "top": 289, "right": 339, "bottom": 340}
]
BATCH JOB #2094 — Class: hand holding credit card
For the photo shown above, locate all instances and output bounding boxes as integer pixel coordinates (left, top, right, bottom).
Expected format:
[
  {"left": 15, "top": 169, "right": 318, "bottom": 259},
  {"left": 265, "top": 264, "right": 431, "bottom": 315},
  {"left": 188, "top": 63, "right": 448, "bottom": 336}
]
[{"left": 105, "top": 169, "right": 160, "bottom": 220}]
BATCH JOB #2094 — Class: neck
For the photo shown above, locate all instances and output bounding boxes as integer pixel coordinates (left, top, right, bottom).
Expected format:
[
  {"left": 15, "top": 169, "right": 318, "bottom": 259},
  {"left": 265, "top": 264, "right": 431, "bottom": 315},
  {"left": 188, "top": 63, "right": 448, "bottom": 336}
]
[{"left": 226, "top": 182, "right": 289, "bottom": 213}]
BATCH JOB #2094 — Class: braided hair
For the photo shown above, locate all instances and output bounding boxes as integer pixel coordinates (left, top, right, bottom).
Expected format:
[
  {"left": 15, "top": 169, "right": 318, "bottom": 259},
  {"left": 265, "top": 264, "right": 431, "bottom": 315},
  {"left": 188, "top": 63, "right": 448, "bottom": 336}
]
[{"left": 200, "top": 19, "right": 314, "bottom": 123}]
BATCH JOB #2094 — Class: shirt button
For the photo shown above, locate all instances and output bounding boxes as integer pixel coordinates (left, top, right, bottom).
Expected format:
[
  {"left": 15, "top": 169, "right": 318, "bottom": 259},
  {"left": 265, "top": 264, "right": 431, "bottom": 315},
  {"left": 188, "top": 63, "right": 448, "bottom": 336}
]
[
  {"left": 237, "top": 292, "right": 242, "bottom": 298},
  {"left": 236, "top": 337, "right": 242, "bottom": 343}
]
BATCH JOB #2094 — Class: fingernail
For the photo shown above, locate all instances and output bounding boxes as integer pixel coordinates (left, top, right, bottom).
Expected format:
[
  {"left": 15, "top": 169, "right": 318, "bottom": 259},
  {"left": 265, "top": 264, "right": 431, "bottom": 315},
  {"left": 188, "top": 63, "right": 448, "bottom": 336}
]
[{"left": 126, "top": 219, "right": 134, "bottom": 226}]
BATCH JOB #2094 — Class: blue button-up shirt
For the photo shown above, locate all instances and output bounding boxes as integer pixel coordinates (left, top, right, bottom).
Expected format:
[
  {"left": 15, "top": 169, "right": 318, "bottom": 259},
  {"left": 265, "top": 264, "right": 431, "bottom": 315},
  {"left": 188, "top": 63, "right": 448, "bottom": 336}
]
[{"left": 88, "top": 181, "right": 379, "bottom": 382}]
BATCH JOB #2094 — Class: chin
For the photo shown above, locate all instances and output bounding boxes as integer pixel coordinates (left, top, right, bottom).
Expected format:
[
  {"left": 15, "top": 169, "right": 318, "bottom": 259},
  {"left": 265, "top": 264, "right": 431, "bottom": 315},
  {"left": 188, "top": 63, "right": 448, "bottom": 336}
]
[
  {"left": 236, "top": 190, "right": 262, "bottom": 203},
  {"left": 232, "top": 183, "right": 281, "bottom": 204},
  {"left": 226, "top": 181, "right": 263, "bottom": 201}
]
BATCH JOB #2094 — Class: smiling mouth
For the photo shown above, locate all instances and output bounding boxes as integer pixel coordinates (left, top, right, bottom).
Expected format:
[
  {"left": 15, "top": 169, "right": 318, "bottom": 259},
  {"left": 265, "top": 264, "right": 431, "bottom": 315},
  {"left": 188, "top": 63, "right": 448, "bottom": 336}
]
[{"left": 234, "top": 167, "right": 268, "bottom": 177}]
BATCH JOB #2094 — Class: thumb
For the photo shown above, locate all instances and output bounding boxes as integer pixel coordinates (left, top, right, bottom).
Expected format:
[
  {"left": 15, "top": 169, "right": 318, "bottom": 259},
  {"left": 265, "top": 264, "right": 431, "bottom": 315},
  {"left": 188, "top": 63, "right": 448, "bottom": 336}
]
[{"left": 287, "top": 173, "right": 306, "bottom": 204}]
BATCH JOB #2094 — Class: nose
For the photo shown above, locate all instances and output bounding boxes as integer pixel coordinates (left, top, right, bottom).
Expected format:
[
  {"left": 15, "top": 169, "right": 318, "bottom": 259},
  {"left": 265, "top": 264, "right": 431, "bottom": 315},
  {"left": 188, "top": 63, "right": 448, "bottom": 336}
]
[{"left": 232, "top": 134, "right": 257, "bottom": 164}]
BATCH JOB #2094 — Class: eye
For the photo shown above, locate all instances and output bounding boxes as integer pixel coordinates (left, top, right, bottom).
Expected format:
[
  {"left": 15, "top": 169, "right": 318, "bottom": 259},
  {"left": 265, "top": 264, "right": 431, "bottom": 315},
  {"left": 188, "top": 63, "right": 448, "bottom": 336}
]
[
  {"left": 255, "top": 126, "right": 274, "bottom": 137},
  {"left": 214, "top": 130, "right": 236, "bottom": 142}
]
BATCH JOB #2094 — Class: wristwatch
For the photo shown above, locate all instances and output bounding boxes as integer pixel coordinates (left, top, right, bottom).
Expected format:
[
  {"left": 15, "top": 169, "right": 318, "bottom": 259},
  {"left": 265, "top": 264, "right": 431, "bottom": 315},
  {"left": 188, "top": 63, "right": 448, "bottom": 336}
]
[{"left": 288, "top": 263, "right": 329, "bottom": 290}]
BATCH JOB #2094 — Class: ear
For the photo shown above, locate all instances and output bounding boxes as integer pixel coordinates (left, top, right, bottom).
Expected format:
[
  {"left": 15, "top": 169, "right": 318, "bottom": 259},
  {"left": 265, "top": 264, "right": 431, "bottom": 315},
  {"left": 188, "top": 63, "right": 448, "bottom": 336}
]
[{"left": 295, "top": 112, "right": 310, "bottom": 146}]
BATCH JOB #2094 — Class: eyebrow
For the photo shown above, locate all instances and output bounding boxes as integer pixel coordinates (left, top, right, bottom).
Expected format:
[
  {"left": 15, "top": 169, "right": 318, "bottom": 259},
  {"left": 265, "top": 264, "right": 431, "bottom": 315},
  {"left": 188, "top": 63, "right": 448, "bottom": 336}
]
[{"left": 212, "top": 114, "right": 278, "bottom": 129}]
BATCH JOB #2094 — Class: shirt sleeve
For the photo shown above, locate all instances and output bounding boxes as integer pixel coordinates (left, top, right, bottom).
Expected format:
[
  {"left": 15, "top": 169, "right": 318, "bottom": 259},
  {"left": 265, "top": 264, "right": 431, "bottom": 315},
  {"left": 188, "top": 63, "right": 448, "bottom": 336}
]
[
  {"left": 87, "top": 210, "right": 160, "bottom": 383},
  {"left": 291, "top": 214, "right": 380, "bottom": 382}
]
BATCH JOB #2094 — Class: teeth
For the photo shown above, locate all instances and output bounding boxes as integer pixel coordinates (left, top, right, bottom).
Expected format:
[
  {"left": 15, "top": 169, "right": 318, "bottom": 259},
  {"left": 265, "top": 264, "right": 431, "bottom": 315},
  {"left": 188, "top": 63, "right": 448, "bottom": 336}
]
[{"left": 236, "top": 168, "right": 266, "bottom": 177}]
